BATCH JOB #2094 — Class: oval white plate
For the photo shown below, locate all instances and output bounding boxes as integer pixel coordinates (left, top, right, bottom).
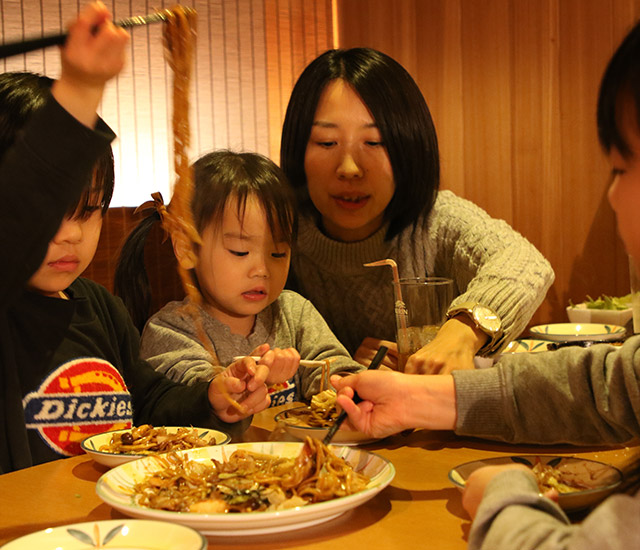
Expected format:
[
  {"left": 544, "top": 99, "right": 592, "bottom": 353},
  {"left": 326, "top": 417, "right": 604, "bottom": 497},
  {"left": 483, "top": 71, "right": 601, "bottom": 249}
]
[
  {"left": 274, "top": 406, "right": 378, "bottom": 446},
  {"left": 448, "top": 455, "right": 622, "bottom": 512},
  {"left": 81, "top": 426, "right": 231, "bottom": 468},
  {"left": 1, "top": 519, "right": 206, "bottom": 549},
  {"left": 502, "top": 338, "right": 550, "bottom": 353},
  {"left": 96, "top": 442, "right": 395, "bottom": 536},
  {"left": 529, "top": 323, "right": 626, "bottom": 342}
]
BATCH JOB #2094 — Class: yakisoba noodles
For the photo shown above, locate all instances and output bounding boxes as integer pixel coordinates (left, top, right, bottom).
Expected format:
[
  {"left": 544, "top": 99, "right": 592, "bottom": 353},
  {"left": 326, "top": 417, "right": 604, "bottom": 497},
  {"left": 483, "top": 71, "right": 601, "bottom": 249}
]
[
  {"left": 282, "top": 389, "right": 341, "bottom": 428},
  {"left": 98, "top": 425, "right": 218, "bottom": 455},
  {"left": 133, "top": 437, "right": 369, "bottom": 513},
  {"left": 159, "top": 6, "right": 244, "bottom": 412},
  {"left": 531, "top": 459, "right": 615, "bottom": 494}
]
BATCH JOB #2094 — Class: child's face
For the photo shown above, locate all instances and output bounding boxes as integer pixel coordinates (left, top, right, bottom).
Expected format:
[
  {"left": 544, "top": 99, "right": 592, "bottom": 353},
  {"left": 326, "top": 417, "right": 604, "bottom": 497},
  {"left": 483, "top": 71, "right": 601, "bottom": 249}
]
[
  {"left": 195, "top": 195, "right": 291, "bottom": 333},
  {"left": 26, "top": 206, "right": 103, "bottom": 297},
  {"left": 607, "top": 106, "right": 640, "bottom": 271},
  {"left": 304, "top": 78, "right": 395, "bottom": 242}
]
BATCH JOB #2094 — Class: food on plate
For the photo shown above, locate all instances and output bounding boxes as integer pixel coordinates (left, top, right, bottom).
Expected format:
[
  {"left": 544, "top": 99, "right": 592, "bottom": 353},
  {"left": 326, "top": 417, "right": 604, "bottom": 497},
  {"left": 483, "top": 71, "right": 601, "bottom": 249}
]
[
  {"left": 570, "top": 294, "right": 632, "bottom": 311},
  {"left": 133, "top": 437, "right": 369, "bottom": 513},
  {"left": 531, "top": 458, "right": 617, "bottom": 494},
  {"left": 280, "top": 390, "right": 340, "bottom": 428},
  {"left": 99, "top": 425, "right": 216, "bottom": 455}
]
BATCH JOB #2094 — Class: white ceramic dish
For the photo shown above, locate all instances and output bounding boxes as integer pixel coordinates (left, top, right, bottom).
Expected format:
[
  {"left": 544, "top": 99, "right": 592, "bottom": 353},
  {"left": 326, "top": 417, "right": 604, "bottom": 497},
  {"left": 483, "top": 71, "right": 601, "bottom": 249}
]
[
  {"left": 502, "top": 338, "right": 550, "bottom": 354},
  {"left": 0, "top": 519, "right": 207, "bottom": 549},
  {"left": 96, "top": 441, "right": 395, "bottom": 536},
  {"left": 448, "top": 455, "right": 622, "bottom": 512},
  {"left": 529, "top": 323, "right": 626, "bottom": 342},
  {"left": 81, "top": 426, "right": 231, "bottom": 468},
  {"left": 274, "top": 406, "right": 378, "bottom": 446},
  {"left": 566, "top": 303, "right": 633, "bottom": 326}
]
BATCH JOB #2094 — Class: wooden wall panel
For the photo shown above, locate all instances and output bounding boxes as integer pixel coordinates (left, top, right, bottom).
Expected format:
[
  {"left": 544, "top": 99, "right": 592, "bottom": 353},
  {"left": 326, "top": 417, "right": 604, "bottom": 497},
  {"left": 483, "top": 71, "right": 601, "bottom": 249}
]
[{"left": 337, "top": 0, "right": 640, "bottom": 328}]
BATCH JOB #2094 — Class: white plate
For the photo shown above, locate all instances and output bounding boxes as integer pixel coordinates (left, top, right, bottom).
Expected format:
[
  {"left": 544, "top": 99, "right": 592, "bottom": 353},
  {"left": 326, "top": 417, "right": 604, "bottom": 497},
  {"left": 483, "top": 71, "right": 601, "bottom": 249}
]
[
  {"left": 0, "top": 519, "right": 206, "bottom": 549},
  {"left": 81, "top": 426, "right": 231, "bottom": 468},
  {"left": 529, "top": 323, "right": 626, "bottom": 342},
  {"left": 448, "top": 455, "right": 622, "bottom": 512},
  {"left": 274, "top": 406, "right": 379, "bottom": 446},
  {"left": 96, "top": 442, "right": 395, "bottom": 536},
  {"left": 502, "top": 338, "right": 550, "bottom": 353}
]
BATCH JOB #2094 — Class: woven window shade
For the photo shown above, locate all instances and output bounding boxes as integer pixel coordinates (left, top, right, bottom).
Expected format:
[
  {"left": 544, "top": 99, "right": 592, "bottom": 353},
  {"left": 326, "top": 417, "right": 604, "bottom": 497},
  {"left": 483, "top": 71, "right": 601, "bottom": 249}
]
[{"left": 0, "top": 0, "right": 334, "bottom": 206}]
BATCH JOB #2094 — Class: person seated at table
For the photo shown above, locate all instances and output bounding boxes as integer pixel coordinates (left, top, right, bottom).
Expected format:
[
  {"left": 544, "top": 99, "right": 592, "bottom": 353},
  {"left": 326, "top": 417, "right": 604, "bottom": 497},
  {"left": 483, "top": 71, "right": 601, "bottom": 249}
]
[
  {"left": 331, "top": 21, "right": 640, "bottom": 548},
  {"left": 114, "top": 150, "right": 363, "bottom": 407},
  {"left": 0, "top": 2, "right": 268, "bottom": 474},
  {"left": 280, "top": 46, "right": 555, "bottom": 374}
]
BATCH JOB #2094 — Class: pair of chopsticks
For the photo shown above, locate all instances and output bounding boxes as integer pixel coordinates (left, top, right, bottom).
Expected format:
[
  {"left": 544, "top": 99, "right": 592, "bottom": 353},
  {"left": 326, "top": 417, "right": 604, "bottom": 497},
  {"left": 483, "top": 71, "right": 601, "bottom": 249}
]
[
  {"left": 233, "top": 356, "right": 331, "bottom": 369},
  {"left": 322, "top": 345, "right": 388, "bottom": 445},
  {"left": 0, "top": 11, "right": 177, "bottom": 60}
]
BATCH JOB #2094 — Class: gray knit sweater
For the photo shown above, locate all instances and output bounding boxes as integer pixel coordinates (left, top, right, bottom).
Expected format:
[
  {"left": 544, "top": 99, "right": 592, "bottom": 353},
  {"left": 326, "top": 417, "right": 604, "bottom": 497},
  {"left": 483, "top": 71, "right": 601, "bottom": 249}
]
[
  {"left": 140, "top": 290, "right": 363, "bottom": 404},
  {"left": 453, "top": 337, "right": 640, "bottom": 549},
  {"left": 290, "top": 190, "right": 555, "bottom": 356}
]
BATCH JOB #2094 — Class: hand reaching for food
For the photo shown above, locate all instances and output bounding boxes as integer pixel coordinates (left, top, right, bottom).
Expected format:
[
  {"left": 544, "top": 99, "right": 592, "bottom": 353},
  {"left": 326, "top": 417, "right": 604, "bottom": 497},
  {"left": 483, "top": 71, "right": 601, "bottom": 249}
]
[
  {"left": 208, "top": 357, "right": 270, "bottom": 422},
  {"left": 249, "top": 344, "right": 301, "bottom": 385}
]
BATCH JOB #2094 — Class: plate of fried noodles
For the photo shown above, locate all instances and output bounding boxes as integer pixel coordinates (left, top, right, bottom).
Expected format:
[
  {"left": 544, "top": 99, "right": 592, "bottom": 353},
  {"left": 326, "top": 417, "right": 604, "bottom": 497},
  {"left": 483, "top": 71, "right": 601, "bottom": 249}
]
[
  {"left": 96, "top": 438, "right": 395, "bottom": 536},
  {"left": 448, "top": 455, "right": 623, "bottom": 512},
  {"left": 81, "top": 425, "right": 231, "bottom": 468},
  {"left": 274, "top": 390, "right": 379, "bottom": 445}
]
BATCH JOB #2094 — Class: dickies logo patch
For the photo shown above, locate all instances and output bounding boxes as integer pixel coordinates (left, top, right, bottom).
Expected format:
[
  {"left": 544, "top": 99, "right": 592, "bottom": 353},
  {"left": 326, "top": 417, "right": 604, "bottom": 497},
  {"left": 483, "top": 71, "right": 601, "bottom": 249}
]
[{"left": 23, "top": 358, "right": 132, "bottom": 456}]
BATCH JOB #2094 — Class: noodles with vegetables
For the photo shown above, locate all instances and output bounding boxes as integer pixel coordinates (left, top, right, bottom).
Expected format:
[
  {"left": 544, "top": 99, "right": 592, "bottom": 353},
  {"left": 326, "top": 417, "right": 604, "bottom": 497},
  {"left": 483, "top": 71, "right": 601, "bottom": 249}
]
[
  {"left": 281, "top": 390, "right": 341, "bottom": 428},
  {"left": 99, "top": 425, "right": 218, "bottom": 455},
  {"left": 133, "top": 437, "right": 369, "bottom": 513}
]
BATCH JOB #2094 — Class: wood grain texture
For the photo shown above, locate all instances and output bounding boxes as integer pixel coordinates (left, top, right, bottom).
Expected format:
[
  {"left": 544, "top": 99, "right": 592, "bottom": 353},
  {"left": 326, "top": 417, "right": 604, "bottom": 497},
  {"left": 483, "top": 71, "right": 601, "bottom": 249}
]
[{"left": 336, "top": 0, "right": 640, "bottom": 328}]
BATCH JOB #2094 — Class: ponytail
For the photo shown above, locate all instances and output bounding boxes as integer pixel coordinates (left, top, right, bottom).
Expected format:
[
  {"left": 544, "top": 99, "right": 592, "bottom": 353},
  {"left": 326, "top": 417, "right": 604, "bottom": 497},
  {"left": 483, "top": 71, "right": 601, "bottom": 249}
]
[{"left": 114, "top": 210, "right": 162, "bottom": 333}]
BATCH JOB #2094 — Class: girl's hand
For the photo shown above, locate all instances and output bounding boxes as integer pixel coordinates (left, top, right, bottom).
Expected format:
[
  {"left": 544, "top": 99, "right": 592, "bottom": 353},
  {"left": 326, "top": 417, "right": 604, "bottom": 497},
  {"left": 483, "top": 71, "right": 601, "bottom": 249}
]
[
  {"left": 253, "top": 345, "right": 300, "bottom": 385},
  {"left": 462, "top": 464, "right": 536, "bottom": 519},
  {"left": 207, "top": 357, "right": 270, "bottom": 423}
]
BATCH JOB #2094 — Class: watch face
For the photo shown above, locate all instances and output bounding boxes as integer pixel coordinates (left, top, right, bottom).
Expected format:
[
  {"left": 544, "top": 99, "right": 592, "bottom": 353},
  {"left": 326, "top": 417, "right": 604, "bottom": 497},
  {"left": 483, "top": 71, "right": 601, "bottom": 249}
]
[{"left": 474, "top": 305, "right": 501, "bottom": 333}]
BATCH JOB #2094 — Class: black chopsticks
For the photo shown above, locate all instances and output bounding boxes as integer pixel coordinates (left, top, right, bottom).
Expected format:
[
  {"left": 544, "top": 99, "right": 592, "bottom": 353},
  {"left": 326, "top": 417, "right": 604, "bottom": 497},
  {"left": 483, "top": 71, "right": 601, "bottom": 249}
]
[
  {"left": 0, "top": 11, "right": 174, "bottom": 60},
  {"left": 322, "top": 345, "right": 388, "bottom": 446}
]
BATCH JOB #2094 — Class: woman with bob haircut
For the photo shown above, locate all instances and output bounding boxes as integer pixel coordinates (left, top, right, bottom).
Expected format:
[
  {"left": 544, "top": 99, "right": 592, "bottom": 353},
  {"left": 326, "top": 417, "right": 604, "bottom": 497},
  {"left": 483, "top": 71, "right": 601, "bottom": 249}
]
[{"left": 281, "top": 47, "right": 554, "bottom": 374}]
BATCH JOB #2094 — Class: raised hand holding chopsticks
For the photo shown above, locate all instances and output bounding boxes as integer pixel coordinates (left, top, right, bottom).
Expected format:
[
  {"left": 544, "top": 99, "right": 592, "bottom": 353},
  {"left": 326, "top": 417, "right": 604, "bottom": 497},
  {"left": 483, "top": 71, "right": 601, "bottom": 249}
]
[
  {"left": 0, "top": 6, "right": 193, "bottom": 60},
  {"left": 323, "top": 345, "right": 388, "bottom": 445}
]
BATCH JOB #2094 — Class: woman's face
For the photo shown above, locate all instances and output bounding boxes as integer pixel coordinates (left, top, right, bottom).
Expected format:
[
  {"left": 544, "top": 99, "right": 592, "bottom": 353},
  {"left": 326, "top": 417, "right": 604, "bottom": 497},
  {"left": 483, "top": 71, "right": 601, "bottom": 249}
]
[
  {"left": 304, "top": 79, "right": 395, "bottom": 242},
  {"left": 607, "top": 106, "right": 640, "bottom": 272}
]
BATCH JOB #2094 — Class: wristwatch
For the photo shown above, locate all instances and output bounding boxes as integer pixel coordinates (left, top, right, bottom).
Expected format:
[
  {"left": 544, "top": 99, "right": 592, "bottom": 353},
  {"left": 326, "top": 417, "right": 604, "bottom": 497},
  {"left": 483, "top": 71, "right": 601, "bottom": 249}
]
[{"left": 446, "top": 301, "right": 503, "bottom": 353}]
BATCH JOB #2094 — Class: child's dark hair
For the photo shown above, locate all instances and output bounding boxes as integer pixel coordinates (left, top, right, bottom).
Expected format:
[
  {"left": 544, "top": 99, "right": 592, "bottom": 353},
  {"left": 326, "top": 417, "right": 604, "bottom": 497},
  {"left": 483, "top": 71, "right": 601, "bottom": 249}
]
[
  {"left": 0, "top": 71, "right": 114, "bottom": 216},
  {"left": 115, "top": 150, "right": 297, "bottom": 331},
  {"left": 597, "top": 20, "right": 640, "bottom": 157}
]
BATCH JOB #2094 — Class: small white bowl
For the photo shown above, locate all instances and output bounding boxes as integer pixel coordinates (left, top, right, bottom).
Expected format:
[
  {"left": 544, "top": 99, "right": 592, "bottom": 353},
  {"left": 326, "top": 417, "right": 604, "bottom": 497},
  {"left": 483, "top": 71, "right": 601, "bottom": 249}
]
[
  {"left": 566, "top": 303, "right": 633, "bottom": 326},
  {"left": 81, "top": 426, "right": 230, "bottom": 468},
  {"left": 530, "top": 322, "right": 626, "bottom": 342}
]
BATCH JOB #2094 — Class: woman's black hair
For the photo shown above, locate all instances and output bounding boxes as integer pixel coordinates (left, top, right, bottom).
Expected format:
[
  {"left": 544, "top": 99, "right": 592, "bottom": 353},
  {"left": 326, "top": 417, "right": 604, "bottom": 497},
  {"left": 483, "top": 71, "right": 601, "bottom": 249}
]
[
  {"left": 115, "top": 150, "right": 297, "bottom": 331},
  {"left": 280, "top": 47, "right": 439, "bottom": 240},
  {"left": 597, "top": 20, "right": 640, "bottom": 156},
  {"left": 0, "top": 71, "right": 114, "bottom": 215}
]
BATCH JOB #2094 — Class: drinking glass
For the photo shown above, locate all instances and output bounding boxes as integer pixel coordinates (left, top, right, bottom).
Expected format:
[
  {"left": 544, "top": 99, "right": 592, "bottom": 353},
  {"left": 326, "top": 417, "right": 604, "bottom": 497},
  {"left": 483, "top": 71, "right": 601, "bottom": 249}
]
[{"left": 393, "top": 277, "right": 453, "bottom": 371}]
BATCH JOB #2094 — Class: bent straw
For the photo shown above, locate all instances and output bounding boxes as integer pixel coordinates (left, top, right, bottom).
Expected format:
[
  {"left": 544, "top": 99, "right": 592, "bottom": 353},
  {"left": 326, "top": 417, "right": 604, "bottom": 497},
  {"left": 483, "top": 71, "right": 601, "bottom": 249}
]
[{"left": 364, "top": 259, "right": 409, "bottom": 364}]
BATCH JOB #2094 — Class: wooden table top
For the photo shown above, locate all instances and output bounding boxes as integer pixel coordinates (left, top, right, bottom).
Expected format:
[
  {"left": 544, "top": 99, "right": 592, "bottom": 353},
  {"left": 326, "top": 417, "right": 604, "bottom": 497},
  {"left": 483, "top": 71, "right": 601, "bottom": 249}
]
[{"left": 1, "top": 405, "right": 638, "bottom": 549}]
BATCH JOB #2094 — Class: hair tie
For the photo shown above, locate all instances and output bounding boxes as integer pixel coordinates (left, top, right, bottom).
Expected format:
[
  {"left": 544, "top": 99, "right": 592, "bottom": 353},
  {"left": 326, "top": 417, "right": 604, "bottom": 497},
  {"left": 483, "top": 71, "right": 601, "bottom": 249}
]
[{"left": 134, "top": 191, "right": 168, "bottom": 224}]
